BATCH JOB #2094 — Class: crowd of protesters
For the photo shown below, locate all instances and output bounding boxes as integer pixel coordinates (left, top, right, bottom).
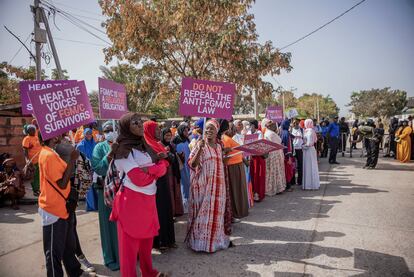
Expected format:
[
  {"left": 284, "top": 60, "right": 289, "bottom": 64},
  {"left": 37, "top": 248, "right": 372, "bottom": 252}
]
[{"left": 0, "top": 112, "right": 412, "bottom": 276}]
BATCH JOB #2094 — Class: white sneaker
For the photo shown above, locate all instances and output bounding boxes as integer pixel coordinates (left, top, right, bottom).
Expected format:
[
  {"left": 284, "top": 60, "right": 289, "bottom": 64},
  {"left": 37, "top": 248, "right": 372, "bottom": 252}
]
[{"left": 78, "top": 255, "right": 95, "bottom": 273}]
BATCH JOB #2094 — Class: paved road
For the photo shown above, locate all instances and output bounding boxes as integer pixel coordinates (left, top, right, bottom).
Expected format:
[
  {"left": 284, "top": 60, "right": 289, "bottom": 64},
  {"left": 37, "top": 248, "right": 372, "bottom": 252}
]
[{"left": 1, "top": 150, "right": 413, "bottom": 276}]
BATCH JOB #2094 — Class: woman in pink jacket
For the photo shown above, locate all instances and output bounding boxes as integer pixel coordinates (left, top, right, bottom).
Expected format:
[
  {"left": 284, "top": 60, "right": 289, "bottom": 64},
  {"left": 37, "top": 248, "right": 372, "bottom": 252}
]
[{"left": 109, "top": 113, "right": 168, "bottom": 277}]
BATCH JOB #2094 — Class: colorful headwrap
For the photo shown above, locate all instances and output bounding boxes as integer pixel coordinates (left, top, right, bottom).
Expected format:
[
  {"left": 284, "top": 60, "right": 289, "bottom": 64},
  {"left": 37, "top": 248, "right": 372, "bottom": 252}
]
[{"left": 206, "top": 119, "right": 220, "bottom": 131}]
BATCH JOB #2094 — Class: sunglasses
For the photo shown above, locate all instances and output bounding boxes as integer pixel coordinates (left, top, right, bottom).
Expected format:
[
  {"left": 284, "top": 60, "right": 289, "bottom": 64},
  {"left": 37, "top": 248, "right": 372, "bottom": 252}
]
[
  {"left": 103, "top": 129, "right": 113, "bottom": 133},
  {"left": 131, "top": 120, "right": 141, "bottom": 126}
]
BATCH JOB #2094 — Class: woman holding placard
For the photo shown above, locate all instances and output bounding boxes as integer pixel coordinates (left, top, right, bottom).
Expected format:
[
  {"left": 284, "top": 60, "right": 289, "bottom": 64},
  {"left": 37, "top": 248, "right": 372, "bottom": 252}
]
[{"left": 186, "top": 119, "right": 230, "bottom": 253}]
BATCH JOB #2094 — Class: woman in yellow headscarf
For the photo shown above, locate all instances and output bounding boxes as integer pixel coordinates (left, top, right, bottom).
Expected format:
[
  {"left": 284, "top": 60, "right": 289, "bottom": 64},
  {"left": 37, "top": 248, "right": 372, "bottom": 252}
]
[{"left": 396, "top": 120, "right": 412, "bottom": 163}]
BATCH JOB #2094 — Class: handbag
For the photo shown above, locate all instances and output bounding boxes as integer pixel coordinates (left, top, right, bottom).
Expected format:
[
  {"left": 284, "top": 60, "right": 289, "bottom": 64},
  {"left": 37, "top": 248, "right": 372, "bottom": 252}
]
[
  {"left": 47, "top": 179, "right": 79, "bottom": 214},
  {"left": 104, "top": 160, "right": 125, "bottom": 207}
]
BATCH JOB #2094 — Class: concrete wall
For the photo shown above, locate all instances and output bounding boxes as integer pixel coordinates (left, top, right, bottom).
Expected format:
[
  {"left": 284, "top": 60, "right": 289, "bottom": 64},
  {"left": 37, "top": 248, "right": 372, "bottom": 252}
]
[{"left": 0, "top": 116, "right": 34, "bottom": 169}]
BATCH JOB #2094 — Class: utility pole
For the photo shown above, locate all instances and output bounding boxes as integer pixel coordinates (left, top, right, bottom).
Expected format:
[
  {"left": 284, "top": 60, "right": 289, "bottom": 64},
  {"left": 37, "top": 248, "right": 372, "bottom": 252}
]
[
  {"left": 253, "top": 89, "right": 259, "bottom": 119},
  {"left": 40, "top": 8, "right": 63, "bottom": 79},
  {"left": 317, "top": 97, "right": 320, "bottom": 122},
  {"left": 32, "top": 0, "right": 44, "bottom": 80}
]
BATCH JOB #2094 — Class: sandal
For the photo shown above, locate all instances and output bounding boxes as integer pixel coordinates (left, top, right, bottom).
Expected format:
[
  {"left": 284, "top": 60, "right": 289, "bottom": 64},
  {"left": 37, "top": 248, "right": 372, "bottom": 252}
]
[{"left": 157, "top": 272, "right": 168, "bottom": 277}]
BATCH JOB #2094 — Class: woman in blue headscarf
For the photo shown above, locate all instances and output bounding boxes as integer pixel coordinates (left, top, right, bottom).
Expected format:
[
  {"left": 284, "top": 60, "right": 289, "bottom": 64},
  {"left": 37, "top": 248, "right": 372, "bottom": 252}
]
[
  {"left": 281, "top": 119, "right": 295, "bottom": 192},
  {"left": 77, "top": 128, "right": 98, "bottom": 212},
  {"left": 76, "top": 128, "right": 97, "bottom": 160}
]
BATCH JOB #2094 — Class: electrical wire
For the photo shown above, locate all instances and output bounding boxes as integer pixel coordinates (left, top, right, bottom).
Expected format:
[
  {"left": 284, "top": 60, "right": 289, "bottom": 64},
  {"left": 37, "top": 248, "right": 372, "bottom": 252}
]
[
  {"left": 39, "top": 1, "right": 111, "bottom": 46},
  {"left": 45, "top": 0, "right": 105, "bottom": 17},
  {"left": 279, "top": 0, "right": 366, "bottom": 50},
  {"left": 8, "top": 33, "right": 32, "bottom": 64},
  {"left": 41, "top": 1, "right": 107, "bottom": 35},
  {"left": 54, "top": 37, "right": 107, "bottom": 47}
]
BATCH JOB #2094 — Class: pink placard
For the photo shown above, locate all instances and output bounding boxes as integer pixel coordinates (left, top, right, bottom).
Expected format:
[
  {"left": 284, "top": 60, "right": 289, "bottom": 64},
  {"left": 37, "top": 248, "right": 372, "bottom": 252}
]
[
  {"left": 19, "top": 80, "right": 77, "bottom": 115},
  {"left": 266, "top": 106, "right": 284, "bottom": 123},
  {"left": 179, "top": 77, "right": 235, "bottom": 120},
  {"left": 243, "top": 133, "right": 259, "bottom": 145},
  {"left": 235, "top": 139, "right": 285, "bottom": 156},
  {"left": 28, "top": 81, "right": 95, "bottom": 141},
  {"left": 98, "top": 78, "right": 128, "bottom": 119}
]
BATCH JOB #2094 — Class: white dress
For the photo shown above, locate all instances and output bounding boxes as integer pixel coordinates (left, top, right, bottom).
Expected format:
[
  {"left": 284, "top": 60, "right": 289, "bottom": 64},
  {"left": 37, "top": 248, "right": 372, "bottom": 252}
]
[{"left": 302, "top": 129, "right": 320, "bottom": 190}]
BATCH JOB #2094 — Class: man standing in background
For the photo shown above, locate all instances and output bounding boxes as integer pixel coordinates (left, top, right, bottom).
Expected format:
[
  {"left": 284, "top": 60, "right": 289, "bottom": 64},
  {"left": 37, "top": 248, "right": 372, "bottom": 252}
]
[{"left": 327, "top": 116, "right": 340, "bottom": 164}]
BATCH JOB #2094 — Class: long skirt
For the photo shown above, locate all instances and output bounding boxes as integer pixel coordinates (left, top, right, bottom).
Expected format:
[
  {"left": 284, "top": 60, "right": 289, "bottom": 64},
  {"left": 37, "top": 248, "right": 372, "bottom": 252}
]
[
  {"left": 265, "top": 151, "right": 286, "bottom": 195},
  {"left": 167, "top": 165, "right": 184, "bottom": 217},
  {"left": 96, "top": 187, "right": 120, "bottom": 271},
  {"left": 153, "top": 174, "right": 176, "bottom": 248},
  {"left": 302, "top": 147, "right": 320, "bottom": 190},
  {"left": 250, "top": 156, "right": 266, "bottom": 202},
  {"left": 227, "top": 163, "right": 249, "bottom": 218}
]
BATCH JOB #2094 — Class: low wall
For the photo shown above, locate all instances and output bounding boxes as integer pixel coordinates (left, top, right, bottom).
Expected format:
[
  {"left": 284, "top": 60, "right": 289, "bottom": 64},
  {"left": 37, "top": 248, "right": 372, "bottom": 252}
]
[{"left": 0, "top": 116, "right": 34, "bottom": 169}]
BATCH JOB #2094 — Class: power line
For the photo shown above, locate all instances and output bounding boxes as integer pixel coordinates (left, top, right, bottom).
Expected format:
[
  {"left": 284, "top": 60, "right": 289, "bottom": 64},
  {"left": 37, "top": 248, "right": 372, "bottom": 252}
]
[
  {"left": 41, "top": 1, "right": 107, "bottom": 35},
  {"left": 39, "top": 1, "right": 111, "bottom": 46},
  {"left": 3, "top": 26, "right": 36, "bottom": 61},
  {"left": 54, "top": 37, "right": 107, "bottom": 47},
  {"left": 279, "top": 0, "right": 366, "bottom": 50},
  {"left": 8, "top": 33, "right": 32, "bottom": 64},
  {"left": 45, "top": 0, "right": 105, "bottom": 17}
]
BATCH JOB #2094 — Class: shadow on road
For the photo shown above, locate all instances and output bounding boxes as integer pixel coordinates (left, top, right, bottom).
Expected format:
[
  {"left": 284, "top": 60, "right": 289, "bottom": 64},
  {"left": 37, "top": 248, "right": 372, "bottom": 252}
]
[{"left": 353, "top": 248, "right": 413, "bottom": 276}]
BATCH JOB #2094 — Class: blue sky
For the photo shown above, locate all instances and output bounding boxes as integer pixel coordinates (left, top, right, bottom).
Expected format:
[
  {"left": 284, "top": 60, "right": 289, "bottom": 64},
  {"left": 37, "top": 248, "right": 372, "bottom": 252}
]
[{"left": 1, "top": 0, "right": 413, "bottom": 116}]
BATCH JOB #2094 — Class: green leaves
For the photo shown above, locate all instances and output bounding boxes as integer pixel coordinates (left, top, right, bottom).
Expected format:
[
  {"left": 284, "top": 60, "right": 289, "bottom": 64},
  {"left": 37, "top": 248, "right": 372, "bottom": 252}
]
[{"left": 348, "top": 88, "right": 407, "bottom": 118}]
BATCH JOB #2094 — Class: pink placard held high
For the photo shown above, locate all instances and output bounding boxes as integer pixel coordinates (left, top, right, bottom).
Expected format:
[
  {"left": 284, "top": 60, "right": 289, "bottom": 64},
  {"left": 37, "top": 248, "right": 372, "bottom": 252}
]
[
  {"left": 179, "top": 77, "right": 235, "bottom": 120},
  {"left": 98, "top": 78, "right": 128, "bottom": 119},
  {"left": 28, "top": 81, "right": 95, "bottom": 141}
]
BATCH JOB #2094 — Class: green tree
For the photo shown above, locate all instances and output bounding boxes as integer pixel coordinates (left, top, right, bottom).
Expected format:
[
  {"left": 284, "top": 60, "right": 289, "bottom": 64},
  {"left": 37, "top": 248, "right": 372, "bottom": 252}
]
[
  {"left": 297, "top": 93, "right": 339, "bottom": 119},
  {"left": 51, "top": 68, "right": 70, "bottom": 80},
  {"left": 348, "top": 88, "right": 407, "bottom": 118},
  {"left": 99, "top": 0, "right": 292, "bottom": 116},
  {"left": 0, "top": 62, "right": 46, "bottom": 105}
]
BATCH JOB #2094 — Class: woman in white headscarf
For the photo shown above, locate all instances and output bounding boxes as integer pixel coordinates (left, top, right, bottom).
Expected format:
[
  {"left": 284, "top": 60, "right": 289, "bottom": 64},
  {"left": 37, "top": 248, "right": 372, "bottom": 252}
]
[
  {"left": 263, "top": 119, "right": 286, "bottom": 195},
  {"left": 302, "top": 119, "right": 320, "bottom": 190}
]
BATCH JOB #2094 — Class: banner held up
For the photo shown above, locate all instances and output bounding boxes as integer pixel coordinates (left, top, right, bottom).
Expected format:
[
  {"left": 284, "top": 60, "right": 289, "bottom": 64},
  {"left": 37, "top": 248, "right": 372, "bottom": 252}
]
[{"left": 29, "top": 81, "right": 95, "bottom": 141}]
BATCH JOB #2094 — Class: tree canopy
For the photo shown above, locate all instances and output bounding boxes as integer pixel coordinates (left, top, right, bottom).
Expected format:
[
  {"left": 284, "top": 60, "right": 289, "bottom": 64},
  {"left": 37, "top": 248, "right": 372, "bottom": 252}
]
[
  {"left": 99, "top": 0, "right": 292, "bottom": 116},
  {"left": 348, "top": 88, "right": 407, "bottom": 118}
]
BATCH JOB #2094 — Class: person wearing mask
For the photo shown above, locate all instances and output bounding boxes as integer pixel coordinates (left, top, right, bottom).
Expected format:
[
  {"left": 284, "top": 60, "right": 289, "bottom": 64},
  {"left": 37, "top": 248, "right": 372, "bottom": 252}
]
[
  {"left": 160, "top": 128, "right": 184, "bottom": 217},
  {"left": 291, "top": 119, "right": 303, "bottom": 186},
  {"left": 302, "top": 119, "right": 320, "bottom": 190},
  {"left": 22, "top": 124, "right": 42, "bottom": 196},
  {"left": 144, "top": 121, "right": 176, "bottom": 250},
  {"left": 327, "top": 116, "right": 340, "bottom": 164},
  {"left": 248, "top": 119, "right": 266, "bottom": 201},
  {"left": 91, "top": 121, "right": 120, "bottom": 271},
  {"left": 173, "top": 124, "right": 191, "bottom": 213},
  {"left": 76, "top": 128, "right": 98, "bottom": 212},
  {"left": 109, "top": 113, "right": 168, "bottom": 277},
  {"left": 0, "top": 158, "right": 25, "bottom": 209},
  {"left": 263, "top": 119, "right": 286, "bottom": 194},
  {"left": 187, "top": 119, "right": 231, "bottom": 253},
  {"left": 38, "top": 135, "right": 84, "bottom": 277},
  {"left": 338, "top": 117, "right": 350, "bottom": 156},
  {"left": 281, "top": 119, "right": 295, "bottom": 192},
  {"left": 396, "top": 120, "right": 412, "bottom": 163},
  {"left": 222, "top": 121, "right": 249, "bottom": 221}
]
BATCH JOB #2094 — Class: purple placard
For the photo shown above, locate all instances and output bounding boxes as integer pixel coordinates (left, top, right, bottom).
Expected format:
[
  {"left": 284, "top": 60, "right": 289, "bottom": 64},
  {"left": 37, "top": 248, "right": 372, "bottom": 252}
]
[
  {"left": 28, "top": 81, "right": 95, "bottom": 140},
  {"left": 19, "top": 80, "right": 77, "bottom": 115},
  {"left": 235, "top": 139, "right": 284, "bottom": 156},
  {"left": 266, "top": 105, "right": 284, "bottom": 123},
  {"left": 179, "top": 77, "right": 235, "bottom": 120},
  {"left": 242, "top": 133, "right": 259, "bottom": 157},
  {"left": 98, "top": 78, "right": 128, "bottom": 119}
]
